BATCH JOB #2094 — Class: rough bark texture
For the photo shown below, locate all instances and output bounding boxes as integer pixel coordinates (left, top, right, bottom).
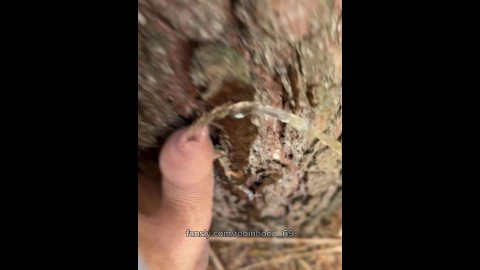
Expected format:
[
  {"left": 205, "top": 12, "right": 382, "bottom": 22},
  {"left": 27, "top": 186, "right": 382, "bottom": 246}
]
[{"left": 138, "top": 0, "right": 342, "bottom": 238}]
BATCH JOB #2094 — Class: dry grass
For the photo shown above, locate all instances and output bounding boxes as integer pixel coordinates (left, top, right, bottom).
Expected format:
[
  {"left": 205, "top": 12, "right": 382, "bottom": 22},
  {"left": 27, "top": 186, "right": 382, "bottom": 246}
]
[
  {"left": 207, "top": 207, "right": 342, "bottom": 270},
  {"left": 207, "top": 237, "right": 342, "bottom": 270}
]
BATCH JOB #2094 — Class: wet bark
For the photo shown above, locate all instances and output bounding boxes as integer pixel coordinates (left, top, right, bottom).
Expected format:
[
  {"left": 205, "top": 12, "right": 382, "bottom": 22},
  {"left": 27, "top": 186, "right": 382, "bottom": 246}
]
[{"left": 138, "top": 0, "right": 342, "bottom": 237}]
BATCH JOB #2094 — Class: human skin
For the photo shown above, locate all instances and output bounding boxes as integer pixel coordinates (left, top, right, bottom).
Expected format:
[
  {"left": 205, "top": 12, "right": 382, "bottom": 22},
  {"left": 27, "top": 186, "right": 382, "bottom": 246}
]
[{"left": 138, "top": 126, "right": 214, "bottom": 270}]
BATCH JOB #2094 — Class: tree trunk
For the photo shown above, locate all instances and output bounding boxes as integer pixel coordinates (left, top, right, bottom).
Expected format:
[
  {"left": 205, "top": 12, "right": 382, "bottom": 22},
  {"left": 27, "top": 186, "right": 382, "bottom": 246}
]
[{"left": 138, "top": 0, "right": 342, "bottom": 240}]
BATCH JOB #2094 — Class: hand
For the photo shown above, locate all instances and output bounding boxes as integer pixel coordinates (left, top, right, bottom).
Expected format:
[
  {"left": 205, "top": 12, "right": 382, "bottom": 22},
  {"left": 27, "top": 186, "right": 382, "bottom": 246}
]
[{"left": 138, "top": 126, "right": 214, "bottom": 270}]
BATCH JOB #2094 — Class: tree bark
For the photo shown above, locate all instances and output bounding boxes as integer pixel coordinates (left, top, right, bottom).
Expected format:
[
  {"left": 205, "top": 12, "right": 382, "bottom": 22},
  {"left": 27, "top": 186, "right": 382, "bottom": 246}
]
[{"left": 138, "top": 0, "right": 342, "bottom": 238}]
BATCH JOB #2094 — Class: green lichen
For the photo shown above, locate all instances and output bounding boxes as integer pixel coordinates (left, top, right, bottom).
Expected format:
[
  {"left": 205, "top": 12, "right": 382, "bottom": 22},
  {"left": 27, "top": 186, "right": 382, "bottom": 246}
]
[{"left": 191, "top": 44, "right": 250, "bottom": 99}]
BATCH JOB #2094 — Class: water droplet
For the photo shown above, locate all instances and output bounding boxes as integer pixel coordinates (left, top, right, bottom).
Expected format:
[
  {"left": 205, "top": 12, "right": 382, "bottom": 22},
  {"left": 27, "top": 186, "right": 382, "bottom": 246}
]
[{"left": 232, "top": 112, "right": 245, "bottom": 119}]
